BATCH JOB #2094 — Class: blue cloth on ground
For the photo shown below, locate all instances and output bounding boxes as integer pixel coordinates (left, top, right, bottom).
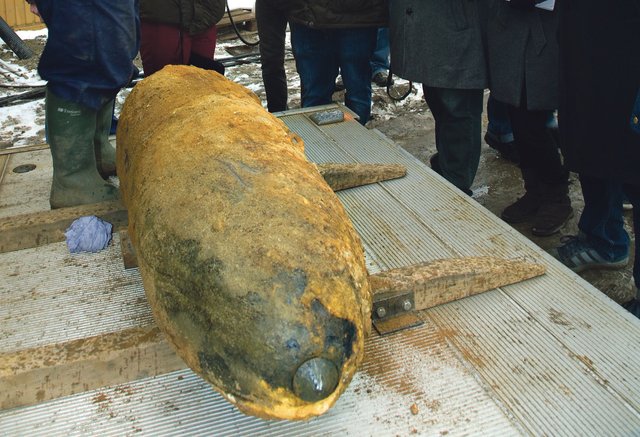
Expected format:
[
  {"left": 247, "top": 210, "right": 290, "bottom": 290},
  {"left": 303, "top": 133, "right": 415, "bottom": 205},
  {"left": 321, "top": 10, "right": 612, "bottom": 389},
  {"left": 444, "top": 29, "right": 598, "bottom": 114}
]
[{"left": 65, "top": 216, "right": 113, "bottom": 253}]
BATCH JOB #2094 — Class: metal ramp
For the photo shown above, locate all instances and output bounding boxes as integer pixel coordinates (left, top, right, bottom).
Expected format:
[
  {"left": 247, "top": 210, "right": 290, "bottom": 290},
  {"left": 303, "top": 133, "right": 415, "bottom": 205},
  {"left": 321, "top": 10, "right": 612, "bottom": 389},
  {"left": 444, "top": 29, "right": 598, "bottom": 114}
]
[{"left": 1, "top": 104, "right": 640, "bottom": 436}]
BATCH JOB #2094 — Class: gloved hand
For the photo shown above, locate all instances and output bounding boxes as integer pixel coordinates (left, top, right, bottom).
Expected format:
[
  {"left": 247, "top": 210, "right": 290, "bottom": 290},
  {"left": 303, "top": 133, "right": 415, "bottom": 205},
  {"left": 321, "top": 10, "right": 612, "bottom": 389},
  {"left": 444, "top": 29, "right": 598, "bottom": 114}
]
[{"left": 65, "top": 215, "right": 113, "bottom": 253}]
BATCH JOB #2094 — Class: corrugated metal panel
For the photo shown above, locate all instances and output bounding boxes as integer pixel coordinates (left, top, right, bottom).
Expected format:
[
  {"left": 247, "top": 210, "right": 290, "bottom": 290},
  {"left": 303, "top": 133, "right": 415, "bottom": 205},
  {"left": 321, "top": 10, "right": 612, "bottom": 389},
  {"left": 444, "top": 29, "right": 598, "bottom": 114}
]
[
  {"left": 0, "top": 233, "right": 152, "bottom": 353},
  {"left": 0, "top": 149, "right": 51, "bottom": 219},
  {"left": 0, "top": 323, "right": 521, "bottom": 436}
]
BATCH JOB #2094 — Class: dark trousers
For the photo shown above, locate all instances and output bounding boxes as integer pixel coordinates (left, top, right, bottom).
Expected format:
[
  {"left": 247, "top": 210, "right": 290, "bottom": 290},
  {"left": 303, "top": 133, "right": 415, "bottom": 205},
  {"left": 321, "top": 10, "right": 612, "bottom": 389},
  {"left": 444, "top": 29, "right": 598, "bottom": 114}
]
[
  {"left": 256, "top": 0, "right": 288, "bottom": 112},
  {"left": 578, "top": 175, "right": 630, "bottom": 260},
  {"left": 423, "top": 86, "right": 484, "bottom": 193},
  {"left": 507, "top": 103, "right": 568, "bottom": 187}
]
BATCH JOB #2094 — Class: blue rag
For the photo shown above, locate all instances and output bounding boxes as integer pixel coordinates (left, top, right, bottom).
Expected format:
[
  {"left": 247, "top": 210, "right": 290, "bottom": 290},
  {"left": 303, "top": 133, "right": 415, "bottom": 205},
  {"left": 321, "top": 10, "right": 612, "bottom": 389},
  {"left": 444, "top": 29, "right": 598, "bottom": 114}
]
[{"left": 65, "top": 216, "right": 113, "bottom": 253}]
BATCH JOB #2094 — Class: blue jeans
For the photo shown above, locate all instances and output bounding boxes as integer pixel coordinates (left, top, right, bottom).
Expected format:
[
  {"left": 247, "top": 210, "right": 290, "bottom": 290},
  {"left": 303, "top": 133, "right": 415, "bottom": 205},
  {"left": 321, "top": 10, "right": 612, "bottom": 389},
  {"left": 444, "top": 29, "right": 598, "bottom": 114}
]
[
  {"left": 370, "top": 27, "right": 389, "bottom": 78},
  {"left": 290, "top": 24, "right": 377, "bottom": 124},
  {"left": 578, "top": 175, "right": 630, "bottom": 264}
]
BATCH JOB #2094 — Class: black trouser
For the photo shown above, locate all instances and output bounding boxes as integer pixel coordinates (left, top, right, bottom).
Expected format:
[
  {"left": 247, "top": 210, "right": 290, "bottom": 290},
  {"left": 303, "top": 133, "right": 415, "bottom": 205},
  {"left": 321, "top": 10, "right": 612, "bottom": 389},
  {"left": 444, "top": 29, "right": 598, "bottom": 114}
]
[
  {"left": 256, "top": 0, "right": 288, "bottom": 112},
  {"left": 423, "top": 86, "right": 484, "bottom": 193},
  {"left": 508, "top": 108, "right": 568, "bottom": 188}
]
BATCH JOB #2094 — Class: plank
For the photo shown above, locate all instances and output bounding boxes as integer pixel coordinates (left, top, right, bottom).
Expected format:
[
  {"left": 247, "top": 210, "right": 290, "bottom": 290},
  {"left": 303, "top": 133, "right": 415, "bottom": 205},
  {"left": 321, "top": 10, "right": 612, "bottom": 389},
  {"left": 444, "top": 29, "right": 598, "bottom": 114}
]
[
  {"left": 0, "top": 325, "right": 185, "bottom": 410},
  {"left": 0, "top": 199, "right": 127, "bottom": 253},
  {"left": 370, "top": 257, "right": 546, "bottom": 312}
]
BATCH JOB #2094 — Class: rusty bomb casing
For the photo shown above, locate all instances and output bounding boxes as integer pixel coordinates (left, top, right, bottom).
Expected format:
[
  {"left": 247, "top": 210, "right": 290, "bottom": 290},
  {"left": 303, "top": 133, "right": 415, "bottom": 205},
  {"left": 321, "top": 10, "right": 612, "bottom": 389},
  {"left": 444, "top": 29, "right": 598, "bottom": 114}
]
[{"left": 116, "top": 65, "right": 371, "bottom": 420}]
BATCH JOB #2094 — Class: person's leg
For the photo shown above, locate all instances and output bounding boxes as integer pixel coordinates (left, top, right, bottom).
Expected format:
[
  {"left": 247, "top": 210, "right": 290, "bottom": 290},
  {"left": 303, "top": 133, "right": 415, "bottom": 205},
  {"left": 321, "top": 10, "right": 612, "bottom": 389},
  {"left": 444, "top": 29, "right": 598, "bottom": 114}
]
[
  {"left": 46, "top": 89, "right": 118, "bottom": 209},
  {"left": 290, "top": 23, "right": 337, "bottom": 109},
  {"left": 256, "top": 0, "right": 289, "bottom": 112},
  {"left": 552, "top": 175, "right": 629, "bottom": 272},
  {"left": 504, "top": 102, "right": 572, "bottom": 235},
  {"left": 337, "top": 27, "right": 377, "bottom": 124},
  {"left": 189, "top": 26, "right": 217, "bottom": 61},
  {"left": 140, "top": 20, "right": 186, "bottom": 76},
  {"left": 485, "top": 95, "right": 520, "bottom": 164},
  {"left": 423, "top": 86, "right": 484, "bottom": 194},
  {"left": 487, "top": 96, "right": 514, "bottom": 142},
  {"left": 94, "top": 99, "right": 117, "bottom": 178},
  {"left": 578, "top": 176, "right": 629, "bottom": 259},
  {"left": 370, "top": 27, "right": 390, "bottom": 85}
]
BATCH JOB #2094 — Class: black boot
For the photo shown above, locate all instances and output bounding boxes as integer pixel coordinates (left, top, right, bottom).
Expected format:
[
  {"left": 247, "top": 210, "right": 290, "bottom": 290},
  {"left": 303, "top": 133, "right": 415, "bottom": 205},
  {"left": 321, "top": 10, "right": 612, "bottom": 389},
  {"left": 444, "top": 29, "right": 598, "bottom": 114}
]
[
  {"left": 531, "top": 182, "right": 573, "bottom": 236},
  {"left": 501, "top": 168, "right": 542, "bottom": 223}
]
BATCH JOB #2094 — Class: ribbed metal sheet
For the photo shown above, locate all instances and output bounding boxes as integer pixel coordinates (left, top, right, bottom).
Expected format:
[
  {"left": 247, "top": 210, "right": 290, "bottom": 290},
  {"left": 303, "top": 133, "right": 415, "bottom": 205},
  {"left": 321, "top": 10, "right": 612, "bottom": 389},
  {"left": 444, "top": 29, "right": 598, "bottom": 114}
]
[
  {"left": 0, "top": 149, "right": 51, "bottom": 219},
  {"left": 0, "top": 319, "right": 520, "bottom": 436},
  {"left": 0, "top": 233, "right": 152, "bottom": 353},
  {"left": 2, "top": 105, "right": 640, "bottom": 435}
]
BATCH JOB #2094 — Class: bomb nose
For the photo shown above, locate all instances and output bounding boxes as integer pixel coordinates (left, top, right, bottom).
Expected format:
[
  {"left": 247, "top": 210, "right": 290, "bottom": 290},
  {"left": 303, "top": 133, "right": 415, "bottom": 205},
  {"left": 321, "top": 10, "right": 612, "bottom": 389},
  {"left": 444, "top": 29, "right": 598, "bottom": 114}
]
[{"left": 292, "top": 357, "right": 340, "bottom": 402}]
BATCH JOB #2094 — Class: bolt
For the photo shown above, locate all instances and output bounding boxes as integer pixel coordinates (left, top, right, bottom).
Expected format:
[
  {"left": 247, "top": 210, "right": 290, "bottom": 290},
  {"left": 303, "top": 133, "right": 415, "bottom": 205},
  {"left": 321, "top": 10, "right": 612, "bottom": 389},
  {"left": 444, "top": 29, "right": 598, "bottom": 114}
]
[
  {"left": 402, "top": 300, "right": 412, "bottom": 311},
  {"left": 376, "top": 306, "right": 387, "bottom": 319}
]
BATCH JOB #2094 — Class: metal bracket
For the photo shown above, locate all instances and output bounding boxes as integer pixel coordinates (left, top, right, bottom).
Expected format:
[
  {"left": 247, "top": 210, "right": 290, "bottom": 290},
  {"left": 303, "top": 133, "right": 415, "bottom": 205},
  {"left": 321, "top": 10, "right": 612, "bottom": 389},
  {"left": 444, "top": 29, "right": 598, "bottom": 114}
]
[{"left": 372, "top": 291, "right": 424, "bottom": 336}]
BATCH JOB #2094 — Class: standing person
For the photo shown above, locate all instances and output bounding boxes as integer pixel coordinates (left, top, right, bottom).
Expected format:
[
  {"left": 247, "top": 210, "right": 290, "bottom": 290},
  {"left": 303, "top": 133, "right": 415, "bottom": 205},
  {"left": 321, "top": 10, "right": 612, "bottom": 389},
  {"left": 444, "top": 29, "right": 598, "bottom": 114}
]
[
  {"left": 255, "top": 0, "right": 289, "bottom": 112},
  {"left": 388, "top": 0, "right": 489, "bottom": 195},
  {"left": 286, "top": 1, "right": 388, "bottom": 125},
  {"left": 487, "top": 0, "right": 573, "bottom": 236},
  {"left": 138, "top": 0, "right": 225, "bottom": 76},
  {"left": 371, "top": 27, "right": 390, "bottom": 87},
  {"left": 553, "top": 0, "right": 640, "bottom": 316},
  {"left": 27, "top": 0, "right": 139, "bottom": 209}
]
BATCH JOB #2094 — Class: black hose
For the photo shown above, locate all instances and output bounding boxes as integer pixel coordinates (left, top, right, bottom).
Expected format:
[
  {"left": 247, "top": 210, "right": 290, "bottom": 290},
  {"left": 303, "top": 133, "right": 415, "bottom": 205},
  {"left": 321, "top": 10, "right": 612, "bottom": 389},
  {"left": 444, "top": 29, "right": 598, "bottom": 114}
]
[
  {"left": 225, "top": 0, "right": 259, "bottom": 46},
  {"left": 0, "top": 87, "right": 44, "bottom": 107},
  {"left": 0, "top": 15, "right": 34, "bottom": 60}
]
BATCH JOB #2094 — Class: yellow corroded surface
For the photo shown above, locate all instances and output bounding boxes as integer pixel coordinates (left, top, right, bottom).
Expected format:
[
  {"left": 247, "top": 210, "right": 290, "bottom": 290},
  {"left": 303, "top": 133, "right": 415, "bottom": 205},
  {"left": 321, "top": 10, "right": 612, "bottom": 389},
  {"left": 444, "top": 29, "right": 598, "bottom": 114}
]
[{"left": 116, "top": 66, "right": 371, "bottom": 420}]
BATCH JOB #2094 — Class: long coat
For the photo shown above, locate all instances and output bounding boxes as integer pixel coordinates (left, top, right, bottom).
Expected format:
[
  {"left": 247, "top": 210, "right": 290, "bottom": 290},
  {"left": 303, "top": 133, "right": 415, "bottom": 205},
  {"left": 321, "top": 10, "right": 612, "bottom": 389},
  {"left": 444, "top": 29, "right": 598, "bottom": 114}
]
[
  {"left": 388, "top": 0, "right": 489, "bottom": 89},
  {"left": 487, "top": 1, "right": 560, "bottom": 110},
  {"left": 558, "top": 0, "right": 640, "bottom": 185}
]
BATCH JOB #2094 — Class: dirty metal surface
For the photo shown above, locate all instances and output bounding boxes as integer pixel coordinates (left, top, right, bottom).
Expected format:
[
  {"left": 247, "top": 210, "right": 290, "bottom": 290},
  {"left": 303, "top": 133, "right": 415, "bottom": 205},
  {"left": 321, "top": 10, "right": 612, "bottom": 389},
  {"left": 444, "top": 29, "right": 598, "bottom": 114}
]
[{"left": 1, "top": 104, "right": 640, "bottom": 435}]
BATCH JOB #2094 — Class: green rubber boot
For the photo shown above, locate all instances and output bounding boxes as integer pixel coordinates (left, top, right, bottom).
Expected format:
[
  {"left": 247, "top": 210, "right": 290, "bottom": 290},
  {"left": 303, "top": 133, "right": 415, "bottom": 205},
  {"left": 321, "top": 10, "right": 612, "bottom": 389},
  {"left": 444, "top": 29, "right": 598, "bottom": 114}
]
[
  {"left": 46, "top": 90, "right": 119, "bottom": 209},
  {"left": 94, "top": 100, "right": 117, "bottom": 178}
]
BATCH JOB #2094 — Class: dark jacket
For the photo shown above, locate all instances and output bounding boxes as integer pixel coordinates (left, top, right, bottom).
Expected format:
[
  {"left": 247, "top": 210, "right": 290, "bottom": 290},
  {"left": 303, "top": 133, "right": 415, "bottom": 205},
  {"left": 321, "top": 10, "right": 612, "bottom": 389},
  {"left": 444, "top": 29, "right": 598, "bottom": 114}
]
[
  {"left": 389, "top": 0, "right": 489, "bottom": 89},
  {"left": 139, "top": 0, "right": 225, "bottom": 35},
  {"left": 487, "top": 1, "right": 560, "bottom": 110},
  {"left": 36, "top": 0, "right": 139, "bottom": 110},
  {"left": 286, "top": 0, "right": 388, "bottom": 29},
  {"left": 558, "top": 0, "right": 640, "bottom": 185}
]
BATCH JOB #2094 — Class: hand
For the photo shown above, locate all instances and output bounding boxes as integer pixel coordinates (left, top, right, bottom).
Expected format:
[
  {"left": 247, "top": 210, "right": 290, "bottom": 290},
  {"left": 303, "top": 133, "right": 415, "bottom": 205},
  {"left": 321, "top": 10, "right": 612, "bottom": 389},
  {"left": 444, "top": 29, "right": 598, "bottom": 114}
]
[{"left": 29, "top": 3, "right": 40, "bottom": 17}]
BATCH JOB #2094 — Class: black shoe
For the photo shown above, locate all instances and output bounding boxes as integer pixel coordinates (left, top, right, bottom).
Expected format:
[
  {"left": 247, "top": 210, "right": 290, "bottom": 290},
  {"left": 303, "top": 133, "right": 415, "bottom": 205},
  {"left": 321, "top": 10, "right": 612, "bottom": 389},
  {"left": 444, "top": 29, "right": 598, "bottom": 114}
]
[
  {"left": 484, "top": 131, "right": 520, "bottom": 164},
  {"left": 501, "top": 192, "right": 542, "bottom": 224},
  {"left": 372, "top": 71, "right": 392, "bottom": 87},
  {"left": 531, "top": 202, "right": 573, "bottom": 236}
]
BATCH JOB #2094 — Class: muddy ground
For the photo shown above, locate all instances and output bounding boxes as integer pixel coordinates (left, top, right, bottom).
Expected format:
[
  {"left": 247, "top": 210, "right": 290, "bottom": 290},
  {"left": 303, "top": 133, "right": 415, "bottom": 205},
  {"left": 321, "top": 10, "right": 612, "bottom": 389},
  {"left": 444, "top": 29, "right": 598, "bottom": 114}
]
[{"left": 1, "top": 28, "right": 635, "bottom": 306}]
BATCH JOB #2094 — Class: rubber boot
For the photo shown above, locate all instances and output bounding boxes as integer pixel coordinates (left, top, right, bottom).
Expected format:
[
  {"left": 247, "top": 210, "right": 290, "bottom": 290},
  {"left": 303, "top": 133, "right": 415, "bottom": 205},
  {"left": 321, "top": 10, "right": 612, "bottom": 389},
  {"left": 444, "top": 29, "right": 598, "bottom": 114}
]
[
  {"left": 46, "top": 90, "right": 119, "bottom": 209},
  {"left": 531, "top": 182, "right": 573, "bottom": 236},
  {"left": 501, "top": 168, "right": 542, "bottom": 223},
  {"left": 95, "top": 100, "right": 117, "bottom": 179}
]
